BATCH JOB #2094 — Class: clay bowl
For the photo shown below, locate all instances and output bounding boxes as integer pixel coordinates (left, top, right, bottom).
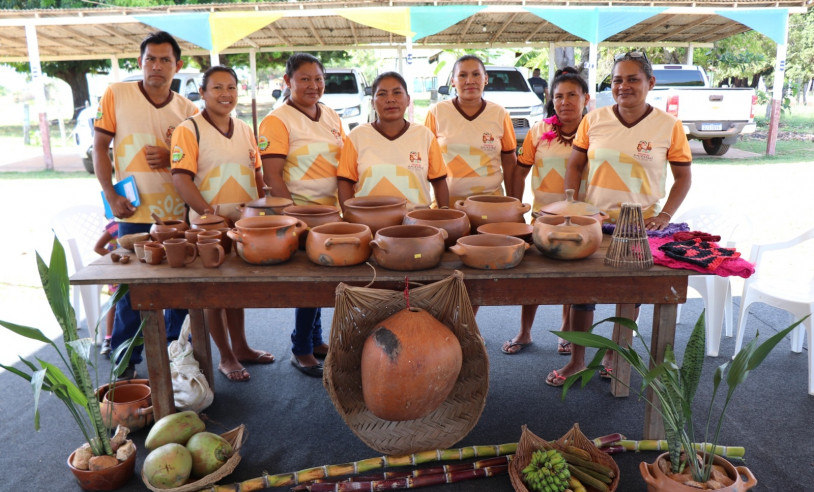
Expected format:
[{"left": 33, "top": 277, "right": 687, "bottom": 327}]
[
  {"left": 477, "top": 222, "right": 534, "bottom": 244},
  {"left": 149, "top": 226, "right": 178, "bottom": 243},
  {"left": 117, "top": 233, "right": 150, "bottom": 252},
  {"left": 454, "top": 195, "right": 531, "bottom": 232},
  {"left": 403, "top": 208, "right": 471, "bottom": 249},
  {"left": 227, "top": 215, "right": 306, "bottom": 265},
  {"left": 533, "top": 215, "right": 602, "bottom": 260},
  {"left": 149, "top": 219, "right": 188, "bottom": 237},
  {"left": 370, "top": 224, "right": 446, "bottom": 271},
  {"left": 343, "top": 196, "right": 407, "bottom": 235},
  {"left": 283, "top": 204, "right": 343, "bottom": 249},
  {"left": 306, "top": 222, "right": 372, "bottom": 267},
  {"left": 449, "top": 234, "right": 529, "bottom": 270}
]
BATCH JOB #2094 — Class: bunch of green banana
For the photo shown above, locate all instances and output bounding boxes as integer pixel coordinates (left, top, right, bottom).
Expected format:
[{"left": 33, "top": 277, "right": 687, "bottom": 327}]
[{"left": 521, "top": 448, "right": 571, "bottom": 492}]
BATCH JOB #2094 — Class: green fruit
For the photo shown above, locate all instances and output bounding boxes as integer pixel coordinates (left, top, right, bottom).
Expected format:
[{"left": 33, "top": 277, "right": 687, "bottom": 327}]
[
  {"left": 186, "top": 432, "right": 233, "bottom": 478},
  {"left": 145, "top": 411, "right": 206, "bottom": 450},
  {"left": 522, "top": 449, "right": 571, "bottom": 492},
  {"left": 143, "top": 443, "right": 192, "bottom": 488}
]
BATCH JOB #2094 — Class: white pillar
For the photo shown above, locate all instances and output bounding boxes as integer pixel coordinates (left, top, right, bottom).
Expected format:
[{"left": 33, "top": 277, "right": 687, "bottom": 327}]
[
  {"left": 766, "top": 40, "right": 788, "bottom": 156},
  {"left": 210, "top": 51, "right": 220, "bottom": 67},
  {"left": 405, "top": 38, "right": 415, "bottom": 122},
  {"left": 686, "top": 43, "right": 694, "bottom": 66},
  {"left": 250, "top": 48, "right": 258, "bottom": 137},
  {"left": 548, "top": 42, "right": 556, "bottom": 81},
  {"left": 24, "top": 24, "right": 53, "bottom": 171},
  {"left": 110, "top": 56, "right": 121, "bottom": 82},
  {"left": 587, "top": 42, "right": 598, "bottom": 111}
]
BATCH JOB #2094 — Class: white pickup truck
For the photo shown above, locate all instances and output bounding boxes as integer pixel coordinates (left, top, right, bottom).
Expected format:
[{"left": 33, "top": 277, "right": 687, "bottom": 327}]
[{"left": 596, "top": 65, "right": 757, "bottom": 156}]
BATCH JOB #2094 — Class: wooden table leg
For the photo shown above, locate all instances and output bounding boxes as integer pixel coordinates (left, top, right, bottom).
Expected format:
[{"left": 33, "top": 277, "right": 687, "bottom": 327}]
[
  {"left": 610, "top": 303, "right": 636, "bottom": 397},
  {"left": 188, "top": 308, "right": 213, "bottom": 390},
  {"left": 643, "top": 303, "right": 678, "bottom": 439},
  {"left": 140, "top": 309, "right": 174, "bottom": 421}
]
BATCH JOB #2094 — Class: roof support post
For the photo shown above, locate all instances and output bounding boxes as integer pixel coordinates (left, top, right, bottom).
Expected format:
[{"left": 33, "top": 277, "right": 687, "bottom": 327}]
[
  {"left": 686, "top": 43, "right": 694, "bottom": 65},
  {"left": 766, "top": 35, "right": 788, "bottom": 156},
  {"left": 548, "top": 42, "right": 556, "bottom": 84},
  {"left": 587, "top": 42, "right": 598, "bottom": 111},
  {"left": 210, "top": 51, "right": 220, "bottom": 68},
  {"left": 250, "top": 48, "right": 258, "bottom": 139},
  {"left": 24, "top": 23, "right": 53, "bottom": 171}
]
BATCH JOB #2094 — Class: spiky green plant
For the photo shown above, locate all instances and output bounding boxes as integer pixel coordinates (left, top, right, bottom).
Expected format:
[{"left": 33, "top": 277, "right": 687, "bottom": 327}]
[
  {"left": 556, "top": 311, "right": 807, "bottom": 483},
  {"left": 0, "top": 236, "right": 142, "bottom": 457}
]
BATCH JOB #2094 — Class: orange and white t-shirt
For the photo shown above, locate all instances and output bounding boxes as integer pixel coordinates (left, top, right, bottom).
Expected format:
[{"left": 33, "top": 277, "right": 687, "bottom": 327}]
[
  {"left": 170, "top": 111, "right": 261, "bottom": 224},
  {"left": 573, "top": 105, "right": 691, "bottom": 221},
  {"left": 424, "top": 99, "right": 516, "bottom": 203},
  {"left": 518, "top": 121, "right": 587, "bottom": 213},
  {"left": 337, "top": 122, "right": 447, "bottom": 209},
  {"left": 257, "top": 101, "right": 344, "bottom": 207},
  {"left": 94, "top": 81, "right": 199, "bottom": 223}
]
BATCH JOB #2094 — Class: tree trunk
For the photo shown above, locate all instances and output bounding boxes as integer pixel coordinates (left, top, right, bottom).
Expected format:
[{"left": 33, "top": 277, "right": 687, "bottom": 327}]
[{"left": 554, "top": 47, "right": 575, "bottom": 71}]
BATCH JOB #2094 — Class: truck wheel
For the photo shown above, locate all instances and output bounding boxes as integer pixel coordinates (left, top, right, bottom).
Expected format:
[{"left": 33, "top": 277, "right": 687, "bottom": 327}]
[
  {"left": 82, "top": 157, "right": 95, "bottom": 174},
  {"left": 702, "top": 138, "right": 730, "bottom": 156}
]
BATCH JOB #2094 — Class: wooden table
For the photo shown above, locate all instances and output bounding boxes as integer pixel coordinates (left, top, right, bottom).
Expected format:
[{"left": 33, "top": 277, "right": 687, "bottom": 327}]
[{"left": 71, "top": 238, "right": 694, "bottom": 439}]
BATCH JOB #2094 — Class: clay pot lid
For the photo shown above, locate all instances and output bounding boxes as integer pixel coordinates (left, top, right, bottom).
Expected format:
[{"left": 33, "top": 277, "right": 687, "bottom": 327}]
[
  {"left": 538, "top": 189, "right": 602, "bottom": 217},
  {"left": 191, "top": 212, "right": 227, "bottom": 227},
  {"left": 246, "top": 194, "right": 294, "bottom": 209}
]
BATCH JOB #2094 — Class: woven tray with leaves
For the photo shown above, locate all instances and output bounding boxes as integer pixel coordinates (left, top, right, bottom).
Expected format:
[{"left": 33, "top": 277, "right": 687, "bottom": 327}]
[
  {"left": 509, "top": 424, "right": 620, "bottom": 492},
  {"left": 142, "top": 424, "right": 246, "bottom": 492}
]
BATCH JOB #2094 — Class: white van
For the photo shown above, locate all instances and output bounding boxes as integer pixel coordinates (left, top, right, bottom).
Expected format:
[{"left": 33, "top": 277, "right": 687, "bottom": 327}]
[
  {"left": 437, "top": 66, "right": 545, "bottom": 145},
  {"left": 75, "top": 71, "right": 204, "bottom": 173}
]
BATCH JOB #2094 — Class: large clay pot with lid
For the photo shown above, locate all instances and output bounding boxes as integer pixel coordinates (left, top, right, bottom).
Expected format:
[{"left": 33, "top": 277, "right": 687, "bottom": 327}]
[
  {"left": 640, "top": 452, "right": 756, "bottom": 492},
  {"left": 533, "top": 215, "right": 602, "bottom": 260},
  {"left": 283, "top": 204, "right": 343, "bottom": 249},
  {"left": 536, "top": 188, "right": 610, "bottom": 223},
  {"left": 343, "top": 196, "right": 407, "bottom": 235},
  {"left": 306, "top": 222, "right": 372, "bottom": 267},
  {"left": 449, "top": 234, "right": 529, "bottom": 270},
  {"left": 236, "top": 187, "right": 294, "bottom": 219},
  {"left": 370, "top": 224, "right": 446, "bottom": 271},
  {"left": 227, "top": 215, "right": 306, "bottom": 265},
  {"left": 403, "top": 208, "right": 470, "bottom": 248},
  {"left": 454, "top": 195, "right": 531, "bottom": 232}
]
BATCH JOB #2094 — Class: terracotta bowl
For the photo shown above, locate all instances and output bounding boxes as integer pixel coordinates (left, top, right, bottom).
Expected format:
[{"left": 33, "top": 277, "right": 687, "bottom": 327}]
[
  {"left": 283, "top": 204, "right": 343, "bottom": 249},
  {"left": 117, "top": 233, "right": 150, "bottom": 251},
  {"left": 454, "top": 195, "right": 531, "bottom": 231},
  {"left": 403, "top": 208, "right": 471, "bottom": 248},
  {"left": 477, "top": 222, "right": 534, "bottom": 243},
  {"left": 306, "top": 222, "right": 372, "bottom": 267},
  {"left": 228, "top": 215, "right": 306, "bottom": 265},
  {"left": 370, "top": 224, "right": 446, "bottom": 271},
  {"left": 533, "top": 215, "right": 602, "bottom": 260},
  {"left": 449, "top": 234, "right": 529, "bottom": 270},
  {"left": 343, "top": 196, "right": 407, "bottom": 235}
]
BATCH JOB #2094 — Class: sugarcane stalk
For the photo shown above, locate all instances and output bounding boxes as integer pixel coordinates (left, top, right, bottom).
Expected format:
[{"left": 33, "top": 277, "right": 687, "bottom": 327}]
[
  {"left": 206, "top": 443, "right": 517, "bottom": 492},
  {"left": 601, "top": 440, "right": 745, "bottom": 458},
  {"left": 304, "top": 464, "right": 508, "bottom": 491}
]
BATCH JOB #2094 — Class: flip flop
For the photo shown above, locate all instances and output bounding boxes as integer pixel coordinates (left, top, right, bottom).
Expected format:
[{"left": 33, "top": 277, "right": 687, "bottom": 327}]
[
  {"left": 501, "top": 340, "right": 532, "bottom": 355},
  {"left": 241, "top": 351, "right": 275, "bottom": 365},
  {"left": 290, "top": 356, "right": 323, "bottom": 378},
  {"left": 219, "top": 366, "right": 250, "bottom": 382},
  {"left": 600, "top": 367, "right": 614, "bottom": 379},
  {"left": 558, "top": 341, "right": 572, "bottom": 355},
  {"left": 545, "top": 370, "right": 567, "bottom": 387}
]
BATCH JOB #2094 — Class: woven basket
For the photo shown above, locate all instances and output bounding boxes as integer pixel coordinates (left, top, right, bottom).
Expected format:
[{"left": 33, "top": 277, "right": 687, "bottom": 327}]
[
  {"left": 324, "top": 270, "right": 489, "bottom": 455},
  {"left": 604, "top": 203, "right": 653, "bottom": 270},
  {"left": 509, "top": 424, "right": 620, "bottom": 492},
  {"left": 142, "top": 424, "right": 246, "bottom": 492}
]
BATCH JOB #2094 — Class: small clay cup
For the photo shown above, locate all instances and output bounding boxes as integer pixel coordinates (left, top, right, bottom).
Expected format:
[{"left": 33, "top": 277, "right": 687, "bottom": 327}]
[
  {"left": 163, "top": 238, "right": 197, "bottom": 268},
  {"left": 184, "top": 229, "right": 201, "bottom": 244},
  {"left": 197, "top": 238, "right": 226, "bottom": 268},
  {"left": 143, "top": 242, "right": 165, "bottom": 265},
  {"left": 150, "top": 226, "right": 178, "bottom": 243},
  {"left": 134, "top": 240, "right": 156, "bottom": 263}
]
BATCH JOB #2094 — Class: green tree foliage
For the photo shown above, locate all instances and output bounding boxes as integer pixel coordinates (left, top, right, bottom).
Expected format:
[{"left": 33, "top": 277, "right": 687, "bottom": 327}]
[{"left": 786, "top": 10, "right": 814, "bottom": 101}]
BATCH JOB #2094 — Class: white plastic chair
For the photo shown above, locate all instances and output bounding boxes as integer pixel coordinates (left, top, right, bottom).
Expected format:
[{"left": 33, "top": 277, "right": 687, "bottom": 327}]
[
  {"left": 50, "top": 205, "right": 109, "bottom": 343},
  {"left": 734, "top": 226, "right": 814, "bottom": 395},
  {"left": 674, "top": 206, "right": 753, "bottom": 357}
]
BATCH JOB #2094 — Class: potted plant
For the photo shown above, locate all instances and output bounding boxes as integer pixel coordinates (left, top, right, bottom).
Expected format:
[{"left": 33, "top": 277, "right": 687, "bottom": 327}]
[
  {"left": 557, "top": 311, "right": 806, "bottom": 491},
  {"left": 0, "top": 236, "right": 143, "bottom": 490}
]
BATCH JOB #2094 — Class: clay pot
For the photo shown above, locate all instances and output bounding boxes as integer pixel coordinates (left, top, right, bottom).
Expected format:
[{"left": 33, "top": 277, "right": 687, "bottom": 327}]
[
  {"left": 476, "top": 222, "right": 534, "bottom": 243},
  {"left": 536, "top": 188, "right": 610, "bottom": 223},
  {"left": 227, "top": 215, "right": 306, "bottom": 265},
  {"left": 403, "top": 208, "right": 471, "bottom": 248},
  {"left": 149, "top": 226, "right": 178, "bottom": 243},
  {"left": 640, "top": 453, "right": 757, "bottom": 492},
  {"left": 533, "top": 215, "right": 602, "bottom": 260},
  {"left": 449, "top": 234, "right": 529, "bottom": 270},
  {"left": 370, "top": 225, "right": 446, "bottom": 271},
  {"left": 343, "top": 196, "right": 407, "bottom": 235},
  {"left": 306, "top": 222, "right": 372, "bottom": 267},
  {"left": 97, "top": 382, "right": 153, "bottom": 431},
  {"left": 454, "top": 195, "right": 531, "bottom": 231},
  {"left": 283, "top": 204, "right": 343, "bottom": 249},
  {"left": 149, "top": 220, "right": 188, "bottom": 240},
  {"left": 190, "top": 211, "right": 228, "bottom": 231},
  {"left": 67, "top": 443, "right": 137, "bottom": 491},
  {"left": 361, "top": 307, "right": 462, "bottom": 421},
  {"left": 236, "top": 187, "right": 294, "bottom": 219}
]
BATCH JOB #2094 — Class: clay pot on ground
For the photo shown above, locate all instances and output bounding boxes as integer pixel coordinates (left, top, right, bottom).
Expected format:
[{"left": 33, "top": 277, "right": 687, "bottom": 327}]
[
  {"left": 236, "top": 187, "right": 293, "bottom": 219},
  {"left": 536, "top": 188, "right": 610, "bottom": 223},
  {"left": 361, "top": 307, "right": 462, "bottom": 421},
  {"left": 476, "top": 221, "right": 534, "bottom": 243},
  {"left": 640, "top": 453, "right": 756, "bottom": 492},
  {"left": 67, "top": 443, "right": 137, "bottom": 491},
  {"left": 342, "top": 196, "right": 407, "bottom": 235},
  {"left": 228, "top": 215, "right": 306, "bottom": 265},
  {"left": 370, "top": 225, "right": 446, "bottom": 271},
  {"left": 533, "top": 215, "right": 602, "bottom": 260},
  {"left": 454, "top": 195, "right": 531, "bottom": 231},
  {"left": 283, "top": 204, "right": 343, "bottom": 249},
  {"left": 97, "top": 382, "right": 153, "bottom": 431},
  {"left": 403, "top": 208, "right": 471, "bottom": 248},
  {"left": 305, "top": 222, "right": 372, "bottom": 267},
  {"left": 449, "top": 234, "right": 529, "bottom": 270}
]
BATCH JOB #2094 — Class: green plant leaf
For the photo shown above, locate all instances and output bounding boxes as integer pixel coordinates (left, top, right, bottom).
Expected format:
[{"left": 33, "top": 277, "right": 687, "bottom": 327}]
[
  {"left": 554, "top": 330, "right": 622, "bottom": 351},
  {"left": 0, "top": 319, "right": 57, "bottom": 346},
  {"left": 0, "top": 362, "right": 33, "bottom": 382},
  {"left": 39, "top": 360, "right": 87, "bottom": 407},
  {"left": 31, "top": 369, "right": 47, "bottom": 431},
  {"left": 746, "top": 316, "right": 808, "bottom": 371},
  {"left": 68, "top": 338, "right": 96, "bottom": 366},
  {"left": 112, "top": 321, "right": 144, "bottom": 378},
  {"left": 680, "top": 312, "right": 706, "bottom": 406}
]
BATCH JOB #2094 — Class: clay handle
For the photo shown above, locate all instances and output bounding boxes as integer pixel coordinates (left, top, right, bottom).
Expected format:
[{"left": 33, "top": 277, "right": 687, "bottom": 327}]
[
  {"left": 325, "top": 237, "right": 360, "bottom": 248},
  {"left": 151, "top": 212, "right": 165, "bottom": 225},
  {"left": 369, "top": 240, "right": 387, "bottom": 252},
  {"left": 531, "top": 210, "right": 541, "bottom": 219},
  {"left": 448, "top": 244, "right": 465, "bottom": 257},
  {"left": 436, "top": 228, "right": 449, "bottom": 240},
  {"left": 184, "top": 243, "right": 198, "bottom": 264},
  {"left": 548, "top": 231, "right": 584, "bottom": 243},
  {"left": 522, "top": 242, "right": 530, "bottom": 251},
  {"left": 736, "top": 466, "right": 757, "bottom": 488},
  {"left": 226, "top": 229, "right": 242, "bottom": 243},
  {"left": 293, "top": 219, "right": 308, "bottom": 234},
  {"left": 518, "top": 203, "right": 532, "bottom": 214},
  {"left": 204, "top": 243, "right": 226, "bottom": 267},
  {"left": 453, "top": 200, "right": 466, "bottom": 211},
  {"left": 638, "top": 462, "right": 657, "bottom": 487},
  {"left": 137, "top": 405, "right": 153, "bottom": 417}
]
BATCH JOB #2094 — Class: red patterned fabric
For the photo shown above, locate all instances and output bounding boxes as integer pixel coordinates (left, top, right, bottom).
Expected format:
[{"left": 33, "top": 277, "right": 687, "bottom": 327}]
[
  {"left": 649, "top": 236, "right": 754, "bottom": 278},
  {"left": 672, "top": 231, "right": 721, "bottom": 242}
]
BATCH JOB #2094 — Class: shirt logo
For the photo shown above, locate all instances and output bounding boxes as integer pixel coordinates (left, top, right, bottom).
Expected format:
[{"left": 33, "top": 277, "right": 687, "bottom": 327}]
[
  {"left": 172, "top": 145, "right": 184, "bottom": 163},
  {"left": 408, "top": 151, "right": 423, "bottom": 170},
  {"left": 637, "top": 141, "right": 653, "bottom": 153},
  {"left": 258, "top": 135, "right": 269, "bottom": 151},
  {"left": 95, "top": 109, "right": 103, "bottom": 121},
  {"left": 481, "top": 132, "right": 496, "bottom": 151},
  {"left": 331, "top": 129, "right": 341, "bottom": 141}
]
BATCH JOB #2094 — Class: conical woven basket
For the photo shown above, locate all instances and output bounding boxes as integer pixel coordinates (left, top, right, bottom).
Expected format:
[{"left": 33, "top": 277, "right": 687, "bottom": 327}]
[
  {"left": 605, "top": 203, "right": 653, "bottom": 270},
  {"left": 509, "top": 424, "right": 620, "bottom": 492},
  {"left": 324, "top": 270, "right": 489, "bottom": 455}
]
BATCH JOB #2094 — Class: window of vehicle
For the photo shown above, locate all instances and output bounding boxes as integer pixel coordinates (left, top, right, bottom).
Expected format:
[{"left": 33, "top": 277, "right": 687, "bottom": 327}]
[
  {"left": 325, "top": 73, "right": 359, "bottom": 94},
  {"left": 484, "top": 70, "right": 529, "bottom": 92},
  {"left": 652, "top": 69, "right": 705, "bottom": 87}
]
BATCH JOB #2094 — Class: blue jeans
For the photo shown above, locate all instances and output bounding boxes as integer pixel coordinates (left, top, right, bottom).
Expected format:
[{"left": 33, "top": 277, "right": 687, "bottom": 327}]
[
  {"left": 291, "top": 308, "right": 324, "bottom": 356},
  {"left": 112, "top": 222, "right": 188, "bottom": 364}
]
